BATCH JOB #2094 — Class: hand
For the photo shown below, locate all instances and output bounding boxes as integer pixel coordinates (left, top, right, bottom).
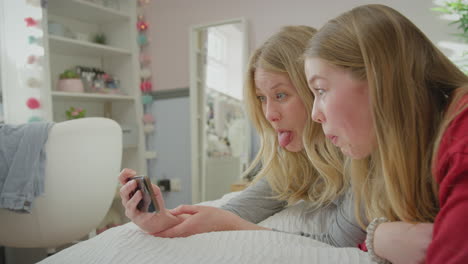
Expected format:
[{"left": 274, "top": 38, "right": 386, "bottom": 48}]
[
  {"left": 118, "top": 168, "right": 183, "bottom": 234},
  {"left": 154, "top": 205, "right": 270, "bottom": 238},
  {"left": 373, "top": 221, "right": 433, "bottom": 264}
]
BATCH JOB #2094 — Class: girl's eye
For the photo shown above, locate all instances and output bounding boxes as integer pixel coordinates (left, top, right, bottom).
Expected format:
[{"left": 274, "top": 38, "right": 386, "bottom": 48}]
[
  {"left": 257, "top": 95, "right": 266, "bottom": 103},
  {"left": 276, "top": 93, "right": 287, "bottom": 100},
  {"left": 314, "top": 88, "right": 325, "bottom": 97}
]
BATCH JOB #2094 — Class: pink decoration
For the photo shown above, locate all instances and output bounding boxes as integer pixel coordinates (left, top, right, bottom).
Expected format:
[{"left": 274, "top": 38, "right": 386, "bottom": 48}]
[
  {"left": 26, "top": 98, "right": 40, "bottom": 109},
  {"left": 142, "top": 114, "right": 155, "bottom": 124},
  {"left": 137, "top": 21, "right": 149, "bottom": 31},
  {"left": 27, "top": 55, "right": 36, "bottom": 64},
  {"left": 25, "top": 17, "right": 39, "bottom": 27},
  {"left": 139, "top": 54, "right": 151, "bottom": 64},
  {"left": 140, "top": 81, "right": 152, "bottom": 92}
]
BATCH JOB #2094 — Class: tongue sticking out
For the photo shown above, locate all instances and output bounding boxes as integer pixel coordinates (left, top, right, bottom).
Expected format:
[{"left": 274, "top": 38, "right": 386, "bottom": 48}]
[{"left": 278, "top": 131, "right": 292, "bottom": 148}]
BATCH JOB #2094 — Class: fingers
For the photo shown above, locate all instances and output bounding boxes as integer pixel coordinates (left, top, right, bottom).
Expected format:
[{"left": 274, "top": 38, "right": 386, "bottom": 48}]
[
  {"left": 151, "top": 183, "right": 166, "bottom": 212},
  {"left": 169, "top": 205, "right": 200, "bottom": 216},
  {"left": 118, "top": 168, "right": 137, "bottom": 185},
  {"left": 125, "top": 190, "right": 143, "bottom": 219},
  {"left": 119, "top": 179, "right": 137, "bottom": 205},
  {"left": 155, "top": 220, "right": 194, "bottom": 238}
]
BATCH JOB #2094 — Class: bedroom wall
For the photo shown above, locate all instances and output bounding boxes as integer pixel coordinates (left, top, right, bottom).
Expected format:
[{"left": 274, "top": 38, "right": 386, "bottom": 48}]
[
  {"left": 148, "top": 0, "right": 452, "bottom": 92},
  {"left": 149, "top": 92, "right": 192, "bottom": 209}
]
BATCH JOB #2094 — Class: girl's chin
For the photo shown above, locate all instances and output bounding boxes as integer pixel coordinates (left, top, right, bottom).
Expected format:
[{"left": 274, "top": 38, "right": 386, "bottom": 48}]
[{"left": 284, "top": 143, "right": 303, "bottom": 153}]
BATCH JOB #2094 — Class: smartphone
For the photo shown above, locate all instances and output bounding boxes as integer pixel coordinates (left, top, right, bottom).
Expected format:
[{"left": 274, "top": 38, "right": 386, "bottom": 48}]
[{"left": 129, "top": 175, "right": 160, "bottom": 213}]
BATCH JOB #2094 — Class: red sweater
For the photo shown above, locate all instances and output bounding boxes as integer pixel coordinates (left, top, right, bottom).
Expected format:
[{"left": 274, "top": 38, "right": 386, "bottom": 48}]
[{"left": 426, "top": 95, "right": 468, "bottom": 263}]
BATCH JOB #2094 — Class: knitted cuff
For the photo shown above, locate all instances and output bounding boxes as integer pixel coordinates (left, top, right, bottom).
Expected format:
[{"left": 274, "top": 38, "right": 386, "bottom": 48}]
[{"left": 365, "top": 217, "right": 391, "bottom": 264}]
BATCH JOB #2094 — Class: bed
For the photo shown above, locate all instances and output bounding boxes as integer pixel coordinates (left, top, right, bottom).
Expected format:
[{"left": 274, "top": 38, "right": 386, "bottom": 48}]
[{"left": 38, "top": 192, "right": 375, "bottom": 264}]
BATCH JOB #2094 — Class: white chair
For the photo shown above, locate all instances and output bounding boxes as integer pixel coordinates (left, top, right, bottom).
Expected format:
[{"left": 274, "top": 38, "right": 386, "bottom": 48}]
[{"left": 0, "top": 117, "right": 122, "bottom": 248}]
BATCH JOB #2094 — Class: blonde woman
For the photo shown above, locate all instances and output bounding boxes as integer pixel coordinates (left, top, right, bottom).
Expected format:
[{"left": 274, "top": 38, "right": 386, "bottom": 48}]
[
  {"left": 304, "top": 4, "right": 468, "bottom": 263},
  {"left": 119, "top": 26, "right": 365, "bottom": 247}
]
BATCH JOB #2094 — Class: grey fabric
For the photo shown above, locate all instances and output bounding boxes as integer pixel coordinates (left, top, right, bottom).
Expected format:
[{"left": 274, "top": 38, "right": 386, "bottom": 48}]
[
  {"left": 221, "top": 178, "right": 287, "bottom": 224},
  {"left": 221, "top": 177, "right": 367, "bottom": 247},
  {"left": 0, "top": 122, "right": 54, "bottom": 212}
]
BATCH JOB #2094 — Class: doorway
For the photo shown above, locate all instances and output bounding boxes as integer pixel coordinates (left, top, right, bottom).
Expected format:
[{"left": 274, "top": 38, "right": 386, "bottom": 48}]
[{"left": 190, "top": 18, "right": 249, "bottom": 203}]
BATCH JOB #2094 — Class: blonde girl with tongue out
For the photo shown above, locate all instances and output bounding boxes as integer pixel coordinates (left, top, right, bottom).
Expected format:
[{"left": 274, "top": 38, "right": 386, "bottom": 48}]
[{"left": 118, "top": 26, "right": 366, "bottom": 247}]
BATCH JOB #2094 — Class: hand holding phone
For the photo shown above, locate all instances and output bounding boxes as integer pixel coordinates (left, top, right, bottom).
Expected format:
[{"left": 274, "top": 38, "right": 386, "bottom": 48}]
[{"left": 129, "top": 175, "right": 160, "bottom": 213}]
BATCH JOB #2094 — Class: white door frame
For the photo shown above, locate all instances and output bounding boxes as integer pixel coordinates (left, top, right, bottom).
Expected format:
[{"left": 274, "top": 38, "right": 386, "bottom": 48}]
[{"left": 189, "top": 18, "right": 249, "bottom": 204}]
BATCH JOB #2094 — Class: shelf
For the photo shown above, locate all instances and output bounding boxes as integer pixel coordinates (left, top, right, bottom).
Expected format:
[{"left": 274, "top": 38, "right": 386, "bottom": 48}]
[
  {"left": 48, "top": 35, "right": 132, "bottom": 57},
  {"left": 47, "top": 0, "right": 130, "bottom": 24},
  {"left": 52, "top": 91, "right": 135, "bottom": 102}
]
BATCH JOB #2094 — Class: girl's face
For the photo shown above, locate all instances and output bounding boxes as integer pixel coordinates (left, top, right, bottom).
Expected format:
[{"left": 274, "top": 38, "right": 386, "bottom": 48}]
[
  {"left": 304, "top": 58, "right": 376, "bottom": 159},
  {"left": 254, "top": 68, "right": 308, "bottom": 152}
]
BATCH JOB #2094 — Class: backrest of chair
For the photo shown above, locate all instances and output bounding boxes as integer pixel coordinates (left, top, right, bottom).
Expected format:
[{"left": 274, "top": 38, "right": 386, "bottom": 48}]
[{"left": 0, "top": 117, "right": 122, "bottom": 248}]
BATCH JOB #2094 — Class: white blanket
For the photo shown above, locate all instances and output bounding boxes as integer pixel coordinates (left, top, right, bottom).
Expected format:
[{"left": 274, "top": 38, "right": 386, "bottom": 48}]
[{"left": 39, "top": 192, "right": 375, "bottom": 264}]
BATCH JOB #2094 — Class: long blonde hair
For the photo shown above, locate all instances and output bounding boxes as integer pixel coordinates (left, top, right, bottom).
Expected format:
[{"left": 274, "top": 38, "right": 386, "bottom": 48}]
[
  {"left": 244, "top": 26, "right": 346, "bottom": 207},
  {"left": 304, "top": 4, "right": 468, "bottom": 224}
]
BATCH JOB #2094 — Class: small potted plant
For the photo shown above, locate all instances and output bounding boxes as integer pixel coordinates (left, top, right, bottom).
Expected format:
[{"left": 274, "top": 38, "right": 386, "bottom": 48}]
[
  {"left": 65, "top": 107, "right": 86, "bottom": 120},
  {"left": 57, "top": 69, "right": 84, "bottom": 93},
  {"left": 93, "top": 33, "right": 107, "bottom": 45}
]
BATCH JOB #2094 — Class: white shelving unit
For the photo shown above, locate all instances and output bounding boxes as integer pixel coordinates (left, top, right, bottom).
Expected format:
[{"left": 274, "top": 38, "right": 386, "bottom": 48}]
[
  {"left": 0, "top": 0, "right": 146, "bottom": 228},
  {"left": 44, "top": 0, "right": 147, "bottom": 175}
]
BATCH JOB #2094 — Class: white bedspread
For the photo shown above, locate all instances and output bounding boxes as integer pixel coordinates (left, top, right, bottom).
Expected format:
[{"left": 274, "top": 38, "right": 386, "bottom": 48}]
[{"left": 39, "top": 192, "right": 375, "bottom": 264}]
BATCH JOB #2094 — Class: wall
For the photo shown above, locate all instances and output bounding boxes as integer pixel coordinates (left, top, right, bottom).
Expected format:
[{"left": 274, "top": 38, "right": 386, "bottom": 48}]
[
  {"left": 148, "top": 0, "right": 452, "bottom": 91},
  {"left": 150, "top": 93, "right": 192, "bottom": 208}
]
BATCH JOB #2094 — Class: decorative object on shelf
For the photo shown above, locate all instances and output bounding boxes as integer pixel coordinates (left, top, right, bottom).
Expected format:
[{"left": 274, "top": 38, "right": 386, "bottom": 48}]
[
  {"left": 65, "top": 107, "right": 86, "bottom": 120},
  {"left": 93, "top": 33, "right": 107, "bottom": 45},
  {"left": 26, "top": 97, "right": 41, "bottom": 109},
  {"left": 75, "top": 66, "right": 122, "bottom": 94},
  {"left": 57, "top": 69, "right": 84, "bottom": 93}
]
